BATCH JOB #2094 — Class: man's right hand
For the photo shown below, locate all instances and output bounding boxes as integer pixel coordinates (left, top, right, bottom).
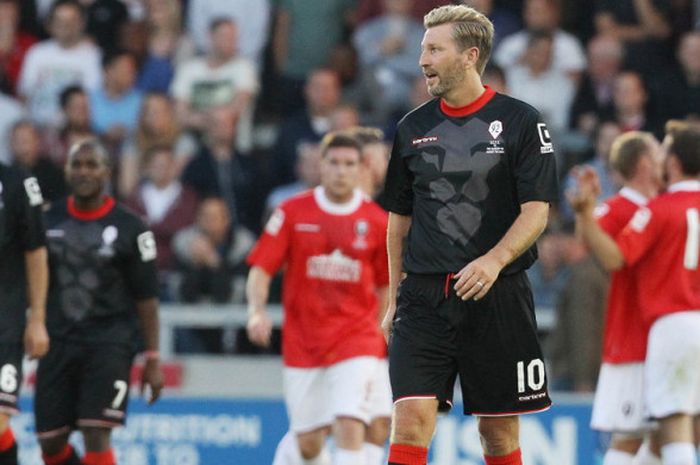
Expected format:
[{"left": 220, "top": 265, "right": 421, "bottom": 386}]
[
  {"left": 567, "top": 165, "right": 601, "bottom": 214},
  {"left": 247, "top": 310, "right": 273, "bottom": 347},
  {"left": 380, "top": 305, "right": 396, "bottom": 344}
]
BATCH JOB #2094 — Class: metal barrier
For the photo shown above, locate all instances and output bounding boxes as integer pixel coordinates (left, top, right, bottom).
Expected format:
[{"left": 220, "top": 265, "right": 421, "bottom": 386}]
[
  {"left": 159, "top": 304, "right": 283, "bottom": 358},
  {"left": 159, "top": 304, "right": 554, "bottom": 358}
]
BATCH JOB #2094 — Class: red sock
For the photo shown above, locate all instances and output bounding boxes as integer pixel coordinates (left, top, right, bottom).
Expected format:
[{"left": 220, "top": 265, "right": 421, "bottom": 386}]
[
  {"left": 0, "top": 428, "right": 14, "bottom": 453},
  {"left": 388, "top": 443, "right": 428, "bottom": 465},
  {"left": 484, "top": 448, "right": 522, "bottom": 465},
  {"left": 43, "top": 445, "right": 76, "bottom": 465},
  {"left": 82, "top": 449, "right": 115, "bottom": 465}
]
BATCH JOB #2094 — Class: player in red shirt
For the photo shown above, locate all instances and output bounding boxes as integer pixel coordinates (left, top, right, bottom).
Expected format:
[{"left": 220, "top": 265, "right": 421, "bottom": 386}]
[
  {"left": 246, "top": 131, "right": 391, "bottom": 465},
  {"left": 572, "top": 131, "right": 663, "bottom": 465},
  {"left": 571, "top": 123, "right": 700, "bottom": 465}
]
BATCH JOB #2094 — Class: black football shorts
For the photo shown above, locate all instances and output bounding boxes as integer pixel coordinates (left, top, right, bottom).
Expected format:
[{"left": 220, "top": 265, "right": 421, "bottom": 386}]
[
  {"left": 0, "top": 343, "right": 23, "bottom": 415},
  {"left": 34, "top": 339, "right": 135, "bottom": 436},
  {"left": 389, "top": 271, "right": 552, "bottom": 415}
]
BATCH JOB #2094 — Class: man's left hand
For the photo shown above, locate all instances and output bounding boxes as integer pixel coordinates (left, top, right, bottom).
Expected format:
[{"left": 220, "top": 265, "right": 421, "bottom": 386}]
[
  {"left": 141, "top": 359, "right": 164, "bottom": 405},
  {"left": 453, "top": 254, "right": 503, "bottom": 301},
  {"left": 24, "top": 318, "right": 49, "bottom": 359}
]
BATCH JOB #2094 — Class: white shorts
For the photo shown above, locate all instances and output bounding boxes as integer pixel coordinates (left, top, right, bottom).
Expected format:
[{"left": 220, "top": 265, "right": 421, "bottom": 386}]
[
  {"left": 645, "top": 311, "right": 700, "bottom": 419},
  {"left": 283, "top": 356, "right": 392, "bottom": 433},
  {"left": 590, "top": 362, "right": 652, "bottom": 433}
]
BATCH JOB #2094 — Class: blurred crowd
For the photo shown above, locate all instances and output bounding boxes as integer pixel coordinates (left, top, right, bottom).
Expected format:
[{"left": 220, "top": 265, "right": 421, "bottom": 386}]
[{"left": 0, "top": 0, "right": 698, "bottom": 377}]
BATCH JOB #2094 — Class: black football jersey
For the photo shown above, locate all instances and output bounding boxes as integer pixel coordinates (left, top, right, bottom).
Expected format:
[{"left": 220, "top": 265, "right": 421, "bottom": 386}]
[
  {"left": 384, "top": 88, "right": 559, "bottom": 275},
  {"left": 0, "top": 164, "right": 46, "bottom": 342},
  {"left": 44, "top": 197, "right": 158, "bottom": 346}
]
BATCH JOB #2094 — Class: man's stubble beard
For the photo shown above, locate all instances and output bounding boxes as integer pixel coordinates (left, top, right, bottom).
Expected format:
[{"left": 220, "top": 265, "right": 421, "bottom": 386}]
[{"left": 427, "top": 60, "right": 468, "bottom": 98}]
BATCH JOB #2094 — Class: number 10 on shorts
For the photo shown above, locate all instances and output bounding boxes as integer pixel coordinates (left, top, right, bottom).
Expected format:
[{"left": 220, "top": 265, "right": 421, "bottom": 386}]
[{"left": 517, "top": 359, "right": 545, "bottom": 393}]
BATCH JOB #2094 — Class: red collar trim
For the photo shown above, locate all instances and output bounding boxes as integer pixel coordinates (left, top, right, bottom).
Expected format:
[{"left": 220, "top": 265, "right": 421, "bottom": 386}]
[
  {"left": 439, "top": 86, "right": 496, "bottom": 117},
  {"left": 67, "top": 196, "right": 116, "bottom": 220}
]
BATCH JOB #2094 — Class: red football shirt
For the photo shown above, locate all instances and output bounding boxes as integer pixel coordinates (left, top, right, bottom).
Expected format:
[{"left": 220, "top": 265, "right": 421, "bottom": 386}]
[
  {"left": 595, "top": 188, "right": 650, "bottom": 363},
  {"left": 617, "top": 181, "right": 700, "bottom": 325},
  {"left": 247, "top": 187, "right": 389, "bottom": 368}
]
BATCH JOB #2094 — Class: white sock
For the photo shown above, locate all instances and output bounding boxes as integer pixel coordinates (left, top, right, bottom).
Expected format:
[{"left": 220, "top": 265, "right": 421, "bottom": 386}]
[
  {"left": 273, "top": 431, "right": 301, "bottom": 465},
  {"left": 660, "top": 442, "right": 696, "bottom": 465},
  {"left": 334, "top": 448, "right": 365, "bottom": 465},
  {"left": 634, "top": 441, "right": 662, "bottom": 465},
  {"left": 364, "top": 443, "right": 385, "bottom": 465},
  {"left": 604, "top": 449, "right": 635, "bottom": 465}
]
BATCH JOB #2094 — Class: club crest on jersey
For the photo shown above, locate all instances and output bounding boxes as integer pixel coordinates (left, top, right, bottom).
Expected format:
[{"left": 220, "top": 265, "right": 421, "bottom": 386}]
[
  {"left": 353, "top": 219, "right": 369, "bottom": 249},
  {"left": 488, "top": 120, "right": 503, "bottom": 139},
  {"left": 98, "top": 225, "right": 119, "bottom": 257},
  {"left": 24, "top": 177, "right": 43, "bottom": 206},
  {"left": 412, "top": 136, "right": 439, "bottom": 146},
  {"left": 537, "top": 123, "right": 554, "bottom": 154}
]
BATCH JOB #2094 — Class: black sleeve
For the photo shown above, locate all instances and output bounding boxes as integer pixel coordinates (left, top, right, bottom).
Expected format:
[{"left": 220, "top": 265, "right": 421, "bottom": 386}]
[
  {"left": 513, "top": 110, "right": 560, "bottom": 205},
  {"left": 383, "top": 127, "right": 414, "bottom": 216},
  {"left": 126, "top": 219, "right": 159, "bottom": 301},
  {"left": 18, "top": 175, "right": 46, "bottom": 251}
]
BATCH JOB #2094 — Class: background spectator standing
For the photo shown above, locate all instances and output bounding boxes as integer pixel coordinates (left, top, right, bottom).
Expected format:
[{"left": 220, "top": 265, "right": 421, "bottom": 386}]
[
  {"left": 270, "top": 0, "right": 354, "bottom": 114},
  {"left": 182, "top": 107, "right": 263, "bottom": 233},
  {"left": 0, "top": 0, "right": 37, "bottom": 96},
  {"left": 569, "top": 34, "right": 624, "bottom": 135},
  {"left": 18, "top": 0, "right": 101, "bottom": 127},
  {"left": 271, "top": 68, "right": 342, "bottom": 185},
  {"left": 186, "top": 0, "right": 270, "bottom": 70},
  {"left": 352, "top": 0, "right": 424, "bottom": 124},
  {"left": 118, "top": 92, "right": 196, "bottom": 197},
  {"left": 125, "top": 145, "right": 199, "bottom": 281},
  {"left": 505, "top": 30, "right": 575, "bottom": 133},
  {"left": 82, "top": 0, "right": 129, "bottom": 55},
  {"left": 89, "top": 50, "right": 142, "bottom": 149},
  {"left": 651, "top": 31, "right": 700, "bottom": 123},
  {"left": 136, "top": 0, "right": 196, "bottom": 94},
  {"left": 594, "top": 0, "right": 672, "bottom": 75},
  {"left": 603, "top": 70, "right": 661, "bottom": 137},
  {"left": 9, "top": 120, "right": 65, "bottom": 202},
  {"left": 461, "top": 0, "right": 521, "bottom": 49},
  {"left": 172, "top": 197, "right": 255, "bottom": 353},
  {"left": 42, "top": 85, "right": 94, "bottom": 166},
  {"left": 171, "top": 17, "right": 258, "bottom": 152},
  {"left": 495, "top": 0, "right": 586, "bottom": 82}
]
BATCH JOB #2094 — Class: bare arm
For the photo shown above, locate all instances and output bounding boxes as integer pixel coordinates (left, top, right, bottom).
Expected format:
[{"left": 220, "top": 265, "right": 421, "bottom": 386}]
[
  {"left": 568, "top": 166, "right": 625, "bottom": 271},
  {"left": 575, "top": 211, "right": 625, "bottom": 271},
  {"left": 454, "top": 201, "right": 549, "bottom": 300},
  {"left": 246, "top": 266, "right": 274, "bottom": 347},
  {"left": 376, "top": 286, "right": 389, "bottom": 324},
  {"left": 136, "top": 297, "right": 163, "bottom": 404},
  {"left": 24, "top": 247, "right": 49, "bottom": 359},
  {"left": 633, "top": 0, "right": 671, "bottom": 38},
  {"left": 381, "top": 213, "right": 411, "bottom": 341},
  {"left": 272, "top": 9, "right": 290, "bottom": 73}
]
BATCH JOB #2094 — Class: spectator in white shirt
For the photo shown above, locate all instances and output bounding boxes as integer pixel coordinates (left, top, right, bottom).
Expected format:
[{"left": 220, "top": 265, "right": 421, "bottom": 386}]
[
  {"left": 505, "top": 30, "right": 575, "bottom": 133},
  {"left": 17, "top": 0, "right": 101, "bottom": 127},
  {"left": 187, "top": 0, "right": 270, "bottom": 70},
  {"left": 171, "top": 17, "right": 258, "bottom": 151},
  {"left": 494, "top": 0, "right": 585, "bottom": 83}
]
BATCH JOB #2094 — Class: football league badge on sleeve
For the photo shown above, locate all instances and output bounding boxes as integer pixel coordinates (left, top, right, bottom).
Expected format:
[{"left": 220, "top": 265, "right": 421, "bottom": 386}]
[{"left": 537, "top": 123, "right": 555, "bottom": 154}]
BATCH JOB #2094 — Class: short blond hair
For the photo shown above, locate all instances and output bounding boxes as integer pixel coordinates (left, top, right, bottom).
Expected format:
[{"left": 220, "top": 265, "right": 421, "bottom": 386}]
[
  {"left": 424, "top": 5, "right": 494, "bottom": 75},
  {"left": 609, "top": 131, "right": 655, "bottom": 180}
]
